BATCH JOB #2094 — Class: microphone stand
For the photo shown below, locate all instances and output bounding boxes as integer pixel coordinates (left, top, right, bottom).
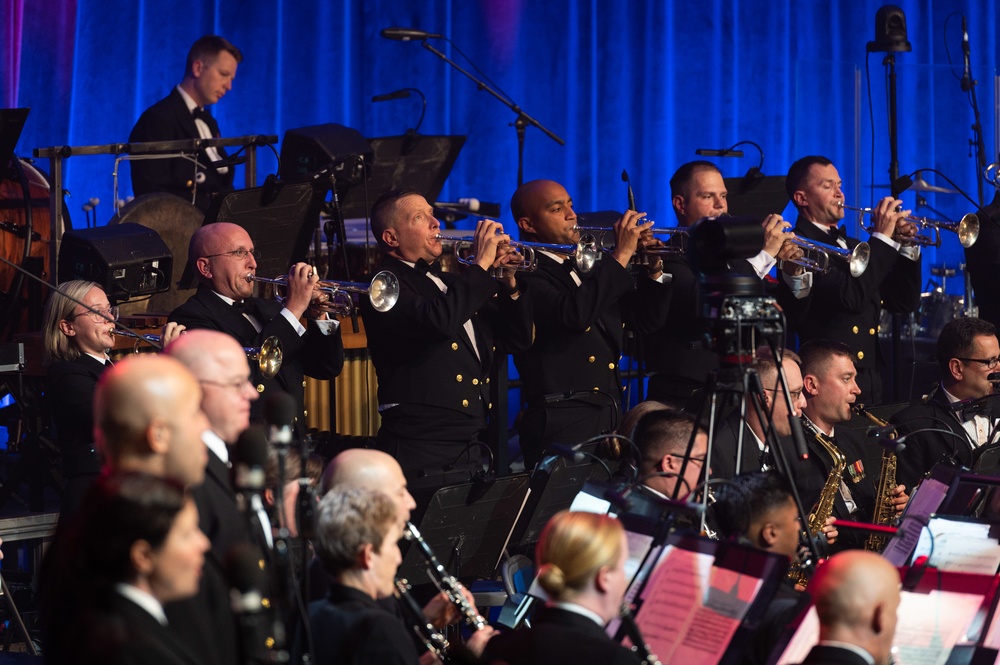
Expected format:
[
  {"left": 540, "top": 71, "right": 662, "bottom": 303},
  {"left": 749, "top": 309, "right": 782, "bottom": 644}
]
[
  {"left": 418, "top": 40, "right": 564, "bottom": 187},
  {"left": 962, "top": 37, "right": 988, "bottom": 207}
]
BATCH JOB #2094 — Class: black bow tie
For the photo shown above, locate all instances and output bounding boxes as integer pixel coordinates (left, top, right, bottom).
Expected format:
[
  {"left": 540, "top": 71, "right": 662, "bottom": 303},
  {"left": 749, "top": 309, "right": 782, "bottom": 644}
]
[
  {"left": 415, "top": 259, "right": 443, "bottom": 276},
  {"left": 232, "top": 300, "right": 246, "bottom": 312},
  {"left": 959, "top": 402, "right": 985, "bottom": 422},
  {"left": 192, "top": 107, "right": 212, "bottom": 122},
  {"left": 826, "top": 225, "right": 846, "bottom": 240}
]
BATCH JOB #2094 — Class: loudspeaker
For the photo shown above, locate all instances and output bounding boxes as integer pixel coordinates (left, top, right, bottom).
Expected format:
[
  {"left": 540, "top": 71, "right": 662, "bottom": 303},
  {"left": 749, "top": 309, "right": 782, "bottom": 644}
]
[
  {"left": 58, "top": 223, "right": 172, "bottom": 302},
  {"left": 279, "top": 123, "right": 373, "bottom": 184}
]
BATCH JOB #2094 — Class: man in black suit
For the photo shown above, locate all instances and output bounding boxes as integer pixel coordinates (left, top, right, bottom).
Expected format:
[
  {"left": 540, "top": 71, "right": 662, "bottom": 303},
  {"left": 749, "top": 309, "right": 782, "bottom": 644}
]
[
  {"left": 643, "top": 161, "right": 811, "bottom": 409},
  {"left": 785, "top": 155, "right": 921, "bottom": 404},
  {"left": 890, "top": 317, "right": 1000, "bottom": 491},
  {"left": 794, "top": 551, "right": 900, "bottom": 665},
  {"left": 632, "top": 409, "right": 708, "bottom": 501},
  {"left": 710, "top": 347, "right": 807, "bottom": 481},
  {"left": 168, "top": 221, "right": 344, "bottom": 434},
  {"left": 510, "top": 179, "right": 671, "bottom": 467},
  {"left": 361, "top": 189, "right": 532, "bottom": 477},
  {"left": 129, "top": 35, "right": 242, "bottom": 212},
  {"left": 796, "top": 340, "right": 907, "bottom": 549}
]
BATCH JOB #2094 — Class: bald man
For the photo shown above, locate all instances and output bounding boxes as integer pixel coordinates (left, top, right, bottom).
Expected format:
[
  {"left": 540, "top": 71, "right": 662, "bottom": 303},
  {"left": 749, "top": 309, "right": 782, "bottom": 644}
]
[
  {"left": 169, "top": 222, "right": 343, "bottom": 433},
  {"left": 510, "top": 179, "right": 671, "bottom": 468},
  {"left": 94, "top": 354, "right": 210, "bottom": 488},
  {"left": 797, "top": 551, "right": 901, "bottom": 665},
  {"left": 166, "top": 330, "right": 265, "bottom": 559}
]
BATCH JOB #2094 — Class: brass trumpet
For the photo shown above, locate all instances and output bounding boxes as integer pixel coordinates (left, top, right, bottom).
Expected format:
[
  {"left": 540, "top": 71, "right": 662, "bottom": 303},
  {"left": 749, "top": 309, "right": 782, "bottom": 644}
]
[
  {"left": 435, "top": 233, "right": 599, "bottom": 274},
  {"left": 572, "top": 224, "right": 689, "bottom": 257},
  {"left": 784, "top": 236, "right": 871, "bottom": 277},
  {"left": 247, "top": 271, "right": 399, "bottom": 316},
  {"left": 837, "top": 201, "right": 980, "bottom": 248},
  {"left": 112, "top": 330, "right": 284, "bottom": 379}
]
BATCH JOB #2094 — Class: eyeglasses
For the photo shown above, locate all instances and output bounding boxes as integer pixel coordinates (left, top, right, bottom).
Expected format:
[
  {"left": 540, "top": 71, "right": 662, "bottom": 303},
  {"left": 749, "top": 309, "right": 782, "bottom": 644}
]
[
  {"left": 68, "top": 305, "right": 119, "bottom": 322},
  {"left": 199, "top": 378, "right": 253, "bottom": 394},
  {"left": 956, "top": 357, "right": 1000, "bottom": 370},
  {"left": 673, "top": 454, "right": 707, "bottom": 466},
  {"left": 764, "top": 387, "right": 804, "bottom": 400},
  {"left": 202, "top": 248, "right": 261, "bottom": 261}
]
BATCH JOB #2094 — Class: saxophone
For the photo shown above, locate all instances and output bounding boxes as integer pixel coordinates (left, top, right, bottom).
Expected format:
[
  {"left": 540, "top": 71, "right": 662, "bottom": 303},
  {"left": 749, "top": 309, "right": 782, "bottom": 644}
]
[
  {"left": 789, "top": 419, "right": 846, "bottom": 586},
  {"left": 852, "top": 403, "right": 898, "bottom": 552}
]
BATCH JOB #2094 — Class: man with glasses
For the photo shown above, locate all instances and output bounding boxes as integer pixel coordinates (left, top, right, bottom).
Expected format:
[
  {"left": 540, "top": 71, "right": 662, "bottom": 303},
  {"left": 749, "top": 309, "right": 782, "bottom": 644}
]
[
  {"left": 169, "top": 222, "right": 343, "bottom": 432},
  {"left": 891, "top": 317, "right": 1000, "bottom": 491},
  {"left": 710, "top": 347, "right": 807, "bottom": 480},
  {"left": 632, "top": 409, "right": 709, "bottom": 501}
]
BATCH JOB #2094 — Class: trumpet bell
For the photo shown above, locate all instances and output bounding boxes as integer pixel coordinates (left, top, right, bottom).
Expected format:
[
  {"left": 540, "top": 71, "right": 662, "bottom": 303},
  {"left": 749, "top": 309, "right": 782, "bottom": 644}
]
[
  {"left": 248, "top": 336, "right": 283, "bottom": 380},
  {"left": 957, "top": 213, "right": 980, "bottom": 248},
  {"left": 369, "top": 270, "right": 400, "bottom": 312},
  {"left": 848, "top": 242, "right": 870, "bottom": 277}
]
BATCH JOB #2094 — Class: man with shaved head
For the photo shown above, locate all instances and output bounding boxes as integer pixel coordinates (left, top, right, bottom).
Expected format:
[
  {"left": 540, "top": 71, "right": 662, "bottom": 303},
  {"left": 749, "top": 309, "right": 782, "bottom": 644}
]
[
  {"left": 510, "top": 179, "right": 671, "bottom": 468},
  {"left": 796, "top": 551, "right": 901, "bottom": 665},
  {"left": 94, "top": 354, "right": 210, "bottom": 488},
  {"left": 169, "top": 221, "right": 343, "bottom": 433}
]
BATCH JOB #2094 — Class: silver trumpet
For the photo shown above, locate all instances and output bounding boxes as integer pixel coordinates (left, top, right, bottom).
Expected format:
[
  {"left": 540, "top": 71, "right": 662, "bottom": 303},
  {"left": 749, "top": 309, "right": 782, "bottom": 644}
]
[
  {"left": 572, "top": 224, "right": 689, "bottom": 257},
  {"left": 435, "top": 233, "right": 599, "bottom": 274},
  {"left": 112, "top": 330, "right": 283, "bottom": 379},
  {"left": 784, "top": 235, "right": 870, "bottom": 277},
  {"left": 837, "top": 201, "right": 980, "bottom": 248},
  {"left": 246, "top": 271, "right": 399, "bottom": 316},
  {"left": 985, "top": 162, "right": 999, "bottom": 190}
]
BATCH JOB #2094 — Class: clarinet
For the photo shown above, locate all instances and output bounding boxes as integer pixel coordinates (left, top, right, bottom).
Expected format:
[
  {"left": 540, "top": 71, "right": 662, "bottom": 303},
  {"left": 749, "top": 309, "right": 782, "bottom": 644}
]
[
  {"left": 619, "top": 604, "right": 663, "bottom": 665},
  {"left": 394, "top": 577, "right": 451, "bottom": 660},
  {"left": 403, "top": 522, "right": 489, "bottom": 631}
]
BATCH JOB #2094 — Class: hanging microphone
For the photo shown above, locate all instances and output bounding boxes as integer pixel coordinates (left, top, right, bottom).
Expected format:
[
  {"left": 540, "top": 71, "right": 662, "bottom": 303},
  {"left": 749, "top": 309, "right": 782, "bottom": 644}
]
[
  {"left": 381, "top": 27, "right": 443, "bottom": 41},
  {"left": 865, "top": 425, "right": 906, "bottom": 454},
  {"left": 622, "top": 170, "right": 636, "bottom": 211},
  {"left": 233, "top": 426, "right": 268, "bottom": 494},
  {"left": 961, "top": 16, "right": 972, "bottom": 92},
  {"left": 372, "top": 89, "right": 412, "bottom": 103},
  {"left": 546, "top": 443, "right": 587, "bottom": 464},
  {"left": 695, "top": 147, "right": 744, "bottom": 158},
  {"left": 265, "top": 392, "right": 296, "bottom": 446}
]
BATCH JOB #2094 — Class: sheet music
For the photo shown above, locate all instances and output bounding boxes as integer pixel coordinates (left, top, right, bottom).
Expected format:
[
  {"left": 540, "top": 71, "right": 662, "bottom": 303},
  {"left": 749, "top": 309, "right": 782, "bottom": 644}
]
[
  {"left": 632, "top": 544, "right": 762, "bottom": 662},
  {"left": 883, "top": 477, "right": 949, "bottom": 566},
  {"left": 569, "top": 489, "right": 612, "bottom": 515},
  {"left": 892, "top": 589, "right": 983, "bottom": 665},
  {"left": 912, "top": 518, "right": 1000, "bottom": 575},
  {"left": 776, "top": 588, "right": 983, "bottom": 665}
]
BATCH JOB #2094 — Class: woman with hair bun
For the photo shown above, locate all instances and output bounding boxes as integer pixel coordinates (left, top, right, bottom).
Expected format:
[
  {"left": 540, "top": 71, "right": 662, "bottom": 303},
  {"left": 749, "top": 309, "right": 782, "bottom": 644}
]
[{"left": 481, "top": 510, "right": 643, "bottom": 665}]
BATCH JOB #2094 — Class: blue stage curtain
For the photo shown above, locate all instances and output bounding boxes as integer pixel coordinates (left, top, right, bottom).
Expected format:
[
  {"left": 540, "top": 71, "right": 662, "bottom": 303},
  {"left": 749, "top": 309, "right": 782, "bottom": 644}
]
[{"left": 3, "top": 0, "right": 998, "bottom": 282}]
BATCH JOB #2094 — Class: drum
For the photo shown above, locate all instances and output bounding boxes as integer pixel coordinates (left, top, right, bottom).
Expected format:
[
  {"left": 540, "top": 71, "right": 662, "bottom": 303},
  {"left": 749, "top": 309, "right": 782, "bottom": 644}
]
[
  {"left": 918, "top": 291, "right": 965, "bottom": 339},
  {"left": 0, "top": 158, "right": 66, "bottom": 340},
  {"left": 108, "top": 193, "right": 204, "bottom": 316}
]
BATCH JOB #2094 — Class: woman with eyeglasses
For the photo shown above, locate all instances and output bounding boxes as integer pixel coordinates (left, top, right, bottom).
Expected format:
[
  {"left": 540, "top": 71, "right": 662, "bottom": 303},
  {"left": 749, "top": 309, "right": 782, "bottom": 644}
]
[{"left": 43, "top": 281, "right": 184, "bottom": 512}]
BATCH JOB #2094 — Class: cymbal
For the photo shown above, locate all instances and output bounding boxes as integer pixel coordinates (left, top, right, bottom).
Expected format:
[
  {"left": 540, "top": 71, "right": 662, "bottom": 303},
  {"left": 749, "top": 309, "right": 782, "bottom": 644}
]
[{"left": 871, "top": 175, "right": 957, "bottom": 194}]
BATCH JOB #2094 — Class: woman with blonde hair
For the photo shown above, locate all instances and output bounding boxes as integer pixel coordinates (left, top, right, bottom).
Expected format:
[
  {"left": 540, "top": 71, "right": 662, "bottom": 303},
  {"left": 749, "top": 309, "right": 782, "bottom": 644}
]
[{"left": 481, "top": 510, "right": 643, "bottom": 665}]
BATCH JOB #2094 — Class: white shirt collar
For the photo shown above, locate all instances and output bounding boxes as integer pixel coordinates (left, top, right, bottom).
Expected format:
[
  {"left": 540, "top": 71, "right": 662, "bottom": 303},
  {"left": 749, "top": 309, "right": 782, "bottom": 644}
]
[
  {"left": 550, "top": 601, "right": 607, "bottom": 628},
  {"left": 176, "top": 85, "right": 199, "bottom": 113},
  {"left": 202, "top": 429, "right": 230, "bottom": 465},
  {"left": 817, "top": 641, "right": 875, "bottom": 665},
  {"left": 115, "top": 583, "right": 168, "bottom": 626},
  {"left": 85, "top": 351, "right": 110, "bottom": 364}
]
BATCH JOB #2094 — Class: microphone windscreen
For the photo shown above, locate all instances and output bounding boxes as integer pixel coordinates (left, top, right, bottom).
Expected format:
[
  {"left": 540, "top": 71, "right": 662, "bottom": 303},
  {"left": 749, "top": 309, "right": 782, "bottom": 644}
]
[
  {"left": 264, "top": 392, "right": 296, "bottom": 428},
  {"left": 235, "top": 426, "right": 269, "bottom": 469}
]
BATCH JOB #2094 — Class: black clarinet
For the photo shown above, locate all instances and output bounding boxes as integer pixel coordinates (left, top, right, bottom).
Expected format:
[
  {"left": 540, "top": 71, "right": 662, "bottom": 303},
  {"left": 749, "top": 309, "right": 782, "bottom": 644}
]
[
  {"left": 394, "top": 577, "right": 450, "bottom": 660},
  {"left": 403, "top": 522, "right": 489, "bottom": 631},
  {"left": 620, "top": 604, "right": 663, "bottom": 665}
]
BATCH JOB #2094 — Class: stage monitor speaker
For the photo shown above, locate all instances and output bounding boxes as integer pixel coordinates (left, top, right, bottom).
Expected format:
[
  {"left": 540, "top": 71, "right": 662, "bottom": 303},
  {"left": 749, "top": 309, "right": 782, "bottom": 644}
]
[
  {"left": 279, "top": 123, "right": 373, "bottom": 184},
  {"left": 58, "top": 223, "right": 172, "bottom": 302}
]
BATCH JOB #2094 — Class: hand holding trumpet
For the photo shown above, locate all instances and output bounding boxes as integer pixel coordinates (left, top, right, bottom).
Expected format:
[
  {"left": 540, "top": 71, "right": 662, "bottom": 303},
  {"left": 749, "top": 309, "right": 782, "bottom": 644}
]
[
  {"left": 611, "top": 210, "right": 654, "bottom": 270},
  {"left": 869, "top": 197, "right": 916, "bottom": 243},
  {"left": 283, "top": 262, "right": 322, "bottom": 320},
  {"left": 763, "top": 214, "right": 807, "bottom": 277}
]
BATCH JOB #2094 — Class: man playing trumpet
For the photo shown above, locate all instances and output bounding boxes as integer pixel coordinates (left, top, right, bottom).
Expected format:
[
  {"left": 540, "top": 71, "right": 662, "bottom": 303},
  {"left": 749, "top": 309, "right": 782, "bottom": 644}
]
[
  {"left": 362, "top": 189, "right": 533, "bottom": 478},
  {"left": 169, "top": 222, "right": 344, "bottom": 433},
  {"left": 786, "top": 156, "right": 921, "bottom": 404}
]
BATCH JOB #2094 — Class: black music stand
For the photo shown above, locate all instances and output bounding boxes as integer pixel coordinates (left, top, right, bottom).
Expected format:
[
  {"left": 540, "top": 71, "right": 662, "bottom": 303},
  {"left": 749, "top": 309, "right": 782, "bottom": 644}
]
[
  {"left": 508, "top": 445, "right": 615, "bottom": 553},
  {"left": 397, "top": 473, "right": 530, "bottom": 584},
  {"left": 336, "top": 135, "right": 465, "bottom": 221},
  {"left": 178, "top": 179, "right": 325, "bottom": 289},
  {"left": 723, "top": 175, "right": 790, "bottom": 218}
]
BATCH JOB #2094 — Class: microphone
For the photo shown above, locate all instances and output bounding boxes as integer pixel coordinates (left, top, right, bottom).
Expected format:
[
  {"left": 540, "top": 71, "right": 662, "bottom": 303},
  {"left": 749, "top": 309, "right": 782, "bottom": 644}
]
[
  {"left": 961, "top": 15, "right": 972, "bottom": 92},
  {"left": 372, "top": 89, "right": 412, "bottom": 103},
  {"left": 866, "top": 425, "right": 906, "bottom": 454},
  {"left": 233, "top": 426, "right": 268, "bottom": 494},
  {"left": 547, "top": 443, "right": 587, "bottom": 464},
  {"left": 695, "top": 147, "right": 744, "bottom": 158},
  {"left": 433, "top": 198, "right": 502, "bottom": 219},
  {"left": 622, "top": 170, "right": 636, "bottom": 211},
  {"left": 224, "top": 542, "right": 271, "bottom": 665},
  {"left": 381, "top": 27, "right": 443, "bottom": 41},
  {"left": 265, "top": 392, "right": 296, "bottom": 446}
]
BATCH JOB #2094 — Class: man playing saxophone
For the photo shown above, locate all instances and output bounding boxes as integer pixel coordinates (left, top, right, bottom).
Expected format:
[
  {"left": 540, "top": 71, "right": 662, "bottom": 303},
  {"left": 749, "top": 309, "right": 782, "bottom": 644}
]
[{"left": 795, "top": 340, "right": 907, "bottom": 550}]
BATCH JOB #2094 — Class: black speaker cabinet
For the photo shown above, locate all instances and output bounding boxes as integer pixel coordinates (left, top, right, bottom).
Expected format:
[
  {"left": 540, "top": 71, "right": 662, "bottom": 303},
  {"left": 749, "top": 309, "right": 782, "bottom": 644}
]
[
  {"left": 279, "top": 123, "right": 373, "bottom": 184},
  {"left": 58, "top": 223, "right": 172, "bottom": 302}
]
